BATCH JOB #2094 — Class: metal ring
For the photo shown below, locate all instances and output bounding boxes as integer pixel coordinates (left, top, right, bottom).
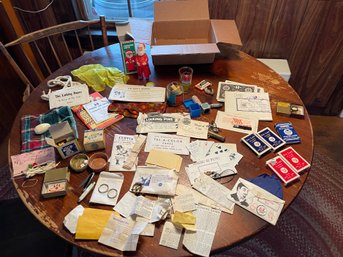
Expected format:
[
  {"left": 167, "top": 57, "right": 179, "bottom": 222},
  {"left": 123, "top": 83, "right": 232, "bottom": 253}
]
[
  {"left": 98, "top": 183, "right": 109, "bottom": 193},
  {"left": 131, "top": 182, "right": 143, "bottom": 193},
  {"left": 107, "top": 188, "right": 118, "bottom": 199}
]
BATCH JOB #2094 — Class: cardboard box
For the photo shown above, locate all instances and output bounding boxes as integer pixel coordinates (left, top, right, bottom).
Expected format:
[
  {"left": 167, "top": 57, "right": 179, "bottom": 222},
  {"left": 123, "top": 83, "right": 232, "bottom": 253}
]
[
  {"left": 149, "top": 0, "right": 242, "bottom": 65},
  {"left": 116, "top": 24, "right": 138, "bottom": 74},
  {"left": 257, "top": 59, "right": 291, "bottom": 82},
  {"left": 41, "top": 167, "right": 70, "bottom": 198},
  {"left": 46, "top": 121, "right": 81, "bottom": 159},
  {"left": 84, "top": 129, "right": 105, "bottom": 152}
]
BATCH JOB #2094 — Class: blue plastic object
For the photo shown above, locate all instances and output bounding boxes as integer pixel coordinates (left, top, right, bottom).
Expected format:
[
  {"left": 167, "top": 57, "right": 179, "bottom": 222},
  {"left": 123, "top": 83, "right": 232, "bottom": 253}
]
[{"left": 183, "top": 99, "right": 201, "bottom": 118}]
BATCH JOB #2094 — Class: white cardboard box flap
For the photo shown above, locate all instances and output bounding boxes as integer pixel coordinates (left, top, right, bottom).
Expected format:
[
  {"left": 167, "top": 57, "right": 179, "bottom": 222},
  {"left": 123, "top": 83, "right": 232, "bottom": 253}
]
[
  {"left": 151, "top": 43, "right": 219, "bottom": 56},
  {"left": 154, "top": 0, "right": 209, "bottom": 22}
]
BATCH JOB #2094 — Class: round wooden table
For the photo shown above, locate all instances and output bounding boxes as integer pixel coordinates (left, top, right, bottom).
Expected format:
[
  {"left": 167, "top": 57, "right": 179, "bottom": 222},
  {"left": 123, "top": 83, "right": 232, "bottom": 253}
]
[{"left": 9, "top": 43, "right": 313, "bottom": 256}]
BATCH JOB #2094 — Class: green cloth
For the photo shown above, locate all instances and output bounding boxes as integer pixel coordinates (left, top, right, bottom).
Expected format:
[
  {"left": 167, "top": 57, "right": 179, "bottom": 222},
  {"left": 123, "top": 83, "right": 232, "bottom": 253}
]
[{"left": 71, "top": 64, "right": 129, "bottom": 92}]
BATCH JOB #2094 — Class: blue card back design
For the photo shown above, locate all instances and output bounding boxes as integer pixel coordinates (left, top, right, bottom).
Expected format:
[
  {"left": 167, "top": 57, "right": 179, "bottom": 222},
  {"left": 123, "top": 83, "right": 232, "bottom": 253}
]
[
  {"left": 244, "top": 134, "right": 270, "bottom": 153},
  {"left": 275, "top": 122, "right": 301, "bottom": 144},
  {"left": 258, "top": 128, "right": 284, "bottom": 148}
]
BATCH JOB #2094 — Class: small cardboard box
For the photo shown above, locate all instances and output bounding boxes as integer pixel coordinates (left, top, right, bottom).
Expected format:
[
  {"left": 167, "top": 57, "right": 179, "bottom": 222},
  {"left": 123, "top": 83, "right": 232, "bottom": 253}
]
[
  {"left": 116, "top": 24, "right": 138, "bottom": 74},
  {"left": 41, "top": 167, "right": 70, "bottom": 198},
  {"left": 149, "top": 0, "right": 242, "bottom": 65},
  {"left": 84, "top": 129, "right": 105, "bottom": 152},
  {"left": 46, "top": 121, "right": 81, "bottom": 159}
]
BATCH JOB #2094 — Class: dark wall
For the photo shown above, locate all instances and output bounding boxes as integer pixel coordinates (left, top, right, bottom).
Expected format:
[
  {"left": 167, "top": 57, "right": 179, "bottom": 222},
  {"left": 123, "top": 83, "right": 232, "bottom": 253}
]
[{"left": 209, "top": 0, "right": 343, "bottom": 115}]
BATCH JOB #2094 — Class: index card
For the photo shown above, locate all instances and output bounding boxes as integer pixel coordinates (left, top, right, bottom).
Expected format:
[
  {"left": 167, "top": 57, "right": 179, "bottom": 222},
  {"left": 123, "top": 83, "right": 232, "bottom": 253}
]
[
  {"left": 144, "top": 132, "right": 190, "bottom": 155},
  {"left": 225, "top": 91, "right": 272, "bottom": 121},
  {"left": 177, "top": 119, "right": 209, "bottom": 139},
  {"left": 215, "top": 111, "right": 258, "bottom": 134},
  {"left": 109, "top": 84, "right": 166, "bottom": 102},
  {"left": 146, "top": 149, "right": 183, "bottom": 172},
  {"left": 49, "top": 84, "right": 90, "bottom": 109}
]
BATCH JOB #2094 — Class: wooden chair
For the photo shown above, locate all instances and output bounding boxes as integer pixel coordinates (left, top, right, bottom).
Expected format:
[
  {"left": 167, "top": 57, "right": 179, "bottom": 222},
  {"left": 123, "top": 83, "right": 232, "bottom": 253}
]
[{"left": 0, "top": 16, "right": 112, "bottom": 100}]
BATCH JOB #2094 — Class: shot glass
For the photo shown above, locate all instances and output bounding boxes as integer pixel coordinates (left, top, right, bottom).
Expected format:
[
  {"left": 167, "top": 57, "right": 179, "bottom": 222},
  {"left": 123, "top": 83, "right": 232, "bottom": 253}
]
[
  {"left": 179, "top": 66, "right": 193, "bottom": 93},
  {"left": 166, "top": 81, "right": 184, "bottom": 107}
]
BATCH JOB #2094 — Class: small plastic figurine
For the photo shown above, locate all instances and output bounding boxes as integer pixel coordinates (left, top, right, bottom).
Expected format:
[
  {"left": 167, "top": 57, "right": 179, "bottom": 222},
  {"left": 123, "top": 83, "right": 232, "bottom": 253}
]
[
  {"left": 125, "top": 50, "right": 136, "bottom": 72},
  {"left": 135, "top": 43, "right": 151, "bottom": 80}
]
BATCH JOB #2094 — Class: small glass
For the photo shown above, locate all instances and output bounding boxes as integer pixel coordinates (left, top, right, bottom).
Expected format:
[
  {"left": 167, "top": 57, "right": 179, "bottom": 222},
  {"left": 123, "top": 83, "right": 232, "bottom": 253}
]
[
  {"left": 179, "top": 66, "right": 193, "bottom": 93},
  {"left": 166, "top": 81, "right": 184, "bottom": 107}
]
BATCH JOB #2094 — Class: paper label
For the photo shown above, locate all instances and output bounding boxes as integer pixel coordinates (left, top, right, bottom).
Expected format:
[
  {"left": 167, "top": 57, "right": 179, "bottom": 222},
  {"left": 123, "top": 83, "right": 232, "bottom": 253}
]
[{"left": 49, "top": 84, "right": 90, "bottom": 109}]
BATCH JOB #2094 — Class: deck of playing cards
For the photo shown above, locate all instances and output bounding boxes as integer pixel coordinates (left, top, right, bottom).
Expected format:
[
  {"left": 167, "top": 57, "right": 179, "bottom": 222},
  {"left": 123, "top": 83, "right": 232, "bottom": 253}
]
[
  {"left": 266, "top": 156, "right": 300, "bottom": 185},
  {"left": 241, "top": 127, "right": 286, "bottom": 157},
  {"left": 241, "top": 133, "right": 271, "bottom": 158},
  {"left": 275, "top": 122, "right": 301, "bottom": 144},
  {"left": 277, "top": 147, "right": 310, "bottom": 173},
  {"left": 257, "top": 127, "right": 286, "bottom": 152}
]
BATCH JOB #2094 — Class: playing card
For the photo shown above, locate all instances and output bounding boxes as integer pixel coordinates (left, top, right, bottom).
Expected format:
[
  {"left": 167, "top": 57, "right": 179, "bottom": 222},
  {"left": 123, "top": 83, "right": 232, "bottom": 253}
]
[
  {"left": 277, "top": 147, "right": 310, "bottom": 173},
  {"left": 257, "top": 127, "right": 286, "bottom": 151},
  {"left": 241, "top": 133, "right": 271, "bottom": 157},
  {"left": 207, "top": 143, "right": 237, "bottom": 156},
  {"left": 266, "top": 156, "right": 300, "bottom": 185}
]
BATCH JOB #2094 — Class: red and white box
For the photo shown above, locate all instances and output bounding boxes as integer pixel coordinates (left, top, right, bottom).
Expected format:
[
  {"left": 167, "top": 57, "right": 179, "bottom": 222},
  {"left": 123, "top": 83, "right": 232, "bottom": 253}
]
[
  {"left": 277, "top": 147, "right": 311, "bottom": 174},
  {"left": 266, "top": 156, "right": 300, "bottom": 185}
]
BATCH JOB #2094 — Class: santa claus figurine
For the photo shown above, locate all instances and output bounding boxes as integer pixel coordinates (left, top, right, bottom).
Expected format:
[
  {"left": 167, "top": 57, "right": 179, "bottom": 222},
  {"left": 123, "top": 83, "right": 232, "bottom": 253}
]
[
  {"left": 135, "top": 43, "right": 151, "bottom": 80},
  {"left": 125, "top": 50, "right": 136, "bottom": 72}
]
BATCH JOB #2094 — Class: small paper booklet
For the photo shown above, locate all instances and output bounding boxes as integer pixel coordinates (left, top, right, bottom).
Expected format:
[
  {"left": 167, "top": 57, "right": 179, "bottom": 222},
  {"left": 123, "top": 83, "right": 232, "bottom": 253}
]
[
  {"left": 71, "top": 92, "right": 123, "bottom": 129},
  {"left": 109, "top": 134, "right": 137, "bottom": 171},
  {"left": 83, "top": 97, "right": 111, "bottom": 124}
]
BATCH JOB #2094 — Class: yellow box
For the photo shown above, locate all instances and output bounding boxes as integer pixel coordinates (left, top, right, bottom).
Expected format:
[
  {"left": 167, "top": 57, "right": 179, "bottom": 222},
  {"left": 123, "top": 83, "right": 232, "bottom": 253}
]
[{"left": 84, "top": 129, "right": 105, "bottom": 152}]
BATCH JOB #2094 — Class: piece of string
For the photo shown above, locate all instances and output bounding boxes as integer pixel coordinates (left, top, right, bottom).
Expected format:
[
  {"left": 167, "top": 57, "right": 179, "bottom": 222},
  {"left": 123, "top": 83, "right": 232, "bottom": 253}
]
[
  {"left": 24, "top": 161, "right": 60, "bottom": 178},
  {"left": 12, "top": 0, "right": 54, "bottom": 14},
  {"left": 22, "top": 178, "right": 38, "bottom": 188}
]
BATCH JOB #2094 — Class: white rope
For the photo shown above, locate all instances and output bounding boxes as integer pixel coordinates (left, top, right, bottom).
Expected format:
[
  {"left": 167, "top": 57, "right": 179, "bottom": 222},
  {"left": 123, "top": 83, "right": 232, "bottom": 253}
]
[{"left": 23, "top": 161, "right": 60, "bottom": 178}]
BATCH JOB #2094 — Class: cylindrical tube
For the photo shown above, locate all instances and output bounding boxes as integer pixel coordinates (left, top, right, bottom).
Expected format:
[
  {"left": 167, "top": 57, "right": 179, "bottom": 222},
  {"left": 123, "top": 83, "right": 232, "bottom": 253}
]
[{"left": 208, "top": 130, "right": 225, "bottom": 142}]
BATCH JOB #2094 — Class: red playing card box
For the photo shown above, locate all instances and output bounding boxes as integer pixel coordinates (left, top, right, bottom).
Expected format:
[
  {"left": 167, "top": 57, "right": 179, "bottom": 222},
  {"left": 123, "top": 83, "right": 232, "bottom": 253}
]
[
  {"left": 266, "top": 156, "right": 300, "bottom": 185},
  {"left": 278, "top": 147, "right": 311, "bottom": 173}
]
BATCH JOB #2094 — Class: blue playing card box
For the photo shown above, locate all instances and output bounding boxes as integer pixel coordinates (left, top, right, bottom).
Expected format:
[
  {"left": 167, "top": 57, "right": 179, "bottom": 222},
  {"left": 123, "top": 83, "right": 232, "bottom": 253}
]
[
  {"left": 275, "top": 122, "right": 301, "bottom": 144},
  {"left": 241, "top": 133, "right": 271, "bottom": 157},
  {"left": 257, "top": 127, "right": 286, "bottom": 151}
]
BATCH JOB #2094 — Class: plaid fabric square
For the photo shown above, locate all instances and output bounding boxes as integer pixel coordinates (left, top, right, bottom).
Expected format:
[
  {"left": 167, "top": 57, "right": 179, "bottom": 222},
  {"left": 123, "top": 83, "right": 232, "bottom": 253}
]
[{"left": 21, "top": 106, "right": 78, "bottom": 153}]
